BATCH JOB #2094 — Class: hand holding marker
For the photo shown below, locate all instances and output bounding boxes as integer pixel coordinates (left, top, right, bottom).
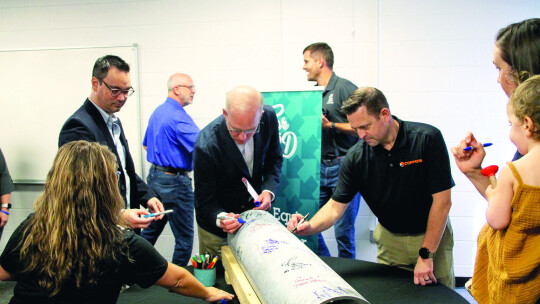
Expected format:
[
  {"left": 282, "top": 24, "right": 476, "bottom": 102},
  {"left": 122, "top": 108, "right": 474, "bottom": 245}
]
[
  {"left": 142, "top": 209, "right": 173, "bottom": 218},
  {"left": 461, "top": 141, "right": 497, "bottom": 187},
  {"left": 217, "top": 214, "right": 246, "bottom": 224},
  {"left": 463, "top": 142, "right": 492, "bottom": 151},
  {"left": 291, "top": 212, "right": 309, "bottom": 233},
  {"left": 242, "top": 177, "right": 261, "bottom": 207}
]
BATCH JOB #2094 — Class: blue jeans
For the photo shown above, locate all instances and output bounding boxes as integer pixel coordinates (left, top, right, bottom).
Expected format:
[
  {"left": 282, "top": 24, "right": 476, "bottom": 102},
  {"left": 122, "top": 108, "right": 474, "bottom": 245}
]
[
  {"left": 319, "top": 158, "right": 360, "bottom": 258},
  {"left": 141, "top": 167, "right": 194, "bottom": 266}
]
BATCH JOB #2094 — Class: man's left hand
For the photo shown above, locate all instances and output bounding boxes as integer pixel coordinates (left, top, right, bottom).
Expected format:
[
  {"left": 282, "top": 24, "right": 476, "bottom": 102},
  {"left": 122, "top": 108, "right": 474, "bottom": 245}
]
[
  {"left": 414, "top": 257, "right": 437, "bottom": 286},
  {"left": 253, "top": 191, "right": 272, "bottom": 211},
  {"left": 146, "top": 197, "right": 165, "bottom": 220}
]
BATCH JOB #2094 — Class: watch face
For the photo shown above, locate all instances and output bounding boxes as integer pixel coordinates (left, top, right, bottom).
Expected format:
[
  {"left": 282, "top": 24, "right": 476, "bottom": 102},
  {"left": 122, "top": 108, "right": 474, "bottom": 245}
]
[{"left": 419, "top": 247, "right": 430, "bottom": 259}]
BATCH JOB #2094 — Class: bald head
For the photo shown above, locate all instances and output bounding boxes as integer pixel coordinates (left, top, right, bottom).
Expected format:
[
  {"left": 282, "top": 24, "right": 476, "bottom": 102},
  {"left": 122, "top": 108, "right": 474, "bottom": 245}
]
[
  {"left": 167, "top": 73, "right": 195, "bottom": 106},
  {"left": 225, "top": 85, "right": 263, "bottom": 114},
  {"left": 223, "top": 85, "right": 264, "bottom": 145}
]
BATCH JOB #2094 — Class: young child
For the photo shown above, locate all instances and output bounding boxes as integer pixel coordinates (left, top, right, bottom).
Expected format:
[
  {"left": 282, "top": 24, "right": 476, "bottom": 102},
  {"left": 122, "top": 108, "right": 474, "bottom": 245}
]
[{"left": 471, "top": 75, "right": 540, "bottom": 304}]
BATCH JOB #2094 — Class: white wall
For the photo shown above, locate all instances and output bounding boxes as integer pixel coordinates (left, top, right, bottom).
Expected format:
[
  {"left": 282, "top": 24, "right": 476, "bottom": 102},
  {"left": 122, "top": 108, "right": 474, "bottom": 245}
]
[
  {"left": 1, "top": 0, "right": 539, "bottom": 278},
  {"left": 376, "top": 0, "right": 540, "bottom": 277}
]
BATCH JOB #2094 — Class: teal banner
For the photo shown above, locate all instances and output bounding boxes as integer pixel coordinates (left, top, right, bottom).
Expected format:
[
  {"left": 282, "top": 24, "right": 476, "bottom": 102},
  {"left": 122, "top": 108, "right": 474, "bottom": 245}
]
[{"left": 263, "top": 90, "right": 322, "bottom": 252}]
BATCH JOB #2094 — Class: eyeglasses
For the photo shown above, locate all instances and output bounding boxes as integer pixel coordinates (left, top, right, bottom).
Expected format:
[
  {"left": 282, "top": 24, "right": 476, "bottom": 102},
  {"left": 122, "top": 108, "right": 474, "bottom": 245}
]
[
  {"left": 101, "top": 80, "right": 135, "bottom": 97},
  {"left": 227, "top": 123, "right": 260, "bottom": 136},
  {"left": 176, "top": 85, "right": 195, "bottom": 91}
]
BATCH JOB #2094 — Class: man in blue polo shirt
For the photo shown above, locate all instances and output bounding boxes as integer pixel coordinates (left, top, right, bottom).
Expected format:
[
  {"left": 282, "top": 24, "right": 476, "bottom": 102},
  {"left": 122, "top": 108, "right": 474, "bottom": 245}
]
[
  {"left": 289, "top": 87, "right": 455, "bottom": 288},
  {"left": 142, "top": 73, "right": 200, "bottom": 266}
]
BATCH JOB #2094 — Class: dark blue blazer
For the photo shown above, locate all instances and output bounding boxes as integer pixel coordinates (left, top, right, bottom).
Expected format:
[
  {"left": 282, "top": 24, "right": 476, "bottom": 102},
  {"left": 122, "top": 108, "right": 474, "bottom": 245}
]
[
  {"left": 58, "top": 99, "right": 157, "bottom": 208},
  {"left": 194, "top": 105, "right": 283, "bottom": 237}
]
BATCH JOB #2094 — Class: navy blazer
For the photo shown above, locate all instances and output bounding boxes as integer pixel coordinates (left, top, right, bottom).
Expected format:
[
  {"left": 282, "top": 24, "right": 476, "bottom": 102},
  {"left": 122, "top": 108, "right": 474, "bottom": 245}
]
[
  {"left": 58, "top": 99, "right": 157, "bottom": 208},
  {"left": 194, "top": 105, "right": 283, "bottom": 237}
]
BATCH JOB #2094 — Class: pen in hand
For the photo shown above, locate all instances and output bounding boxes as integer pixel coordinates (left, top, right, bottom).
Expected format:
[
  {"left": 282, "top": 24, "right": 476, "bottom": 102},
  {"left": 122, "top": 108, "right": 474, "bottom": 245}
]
[
  {"left": 291, "top": 212, "right": 309, "bottom": 233},
  {"left": 218, "top": 214, "right": 246, "bottom": 224},
  {"left": 463, "top": 142, "right": 492, "bottom": 151},
  {"left": 242, "top": 177, "right": 261, "bottom": 207},
  {"left": 141, "top": 209, "right": 173, "bottom": 218}
]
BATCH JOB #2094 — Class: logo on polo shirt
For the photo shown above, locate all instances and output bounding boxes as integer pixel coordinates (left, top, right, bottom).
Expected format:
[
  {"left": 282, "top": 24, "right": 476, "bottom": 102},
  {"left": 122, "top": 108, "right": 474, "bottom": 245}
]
[
  {"left": 399, "top": 159, "right": 423, "bottom": 167},
  {"left": 327, "top": 94, "right": 334, "bottom": 104}
]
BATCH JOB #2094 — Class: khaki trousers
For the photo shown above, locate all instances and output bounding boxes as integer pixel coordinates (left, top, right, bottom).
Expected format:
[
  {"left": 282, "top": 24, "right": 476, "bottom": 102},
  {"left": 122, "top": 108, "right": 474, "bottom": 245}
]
[
  {"left": 197, "top": 225, "right": 227, "bottom": 259},
  {"left": 373, "top": 220, "right": 455, "bottom": 289}
]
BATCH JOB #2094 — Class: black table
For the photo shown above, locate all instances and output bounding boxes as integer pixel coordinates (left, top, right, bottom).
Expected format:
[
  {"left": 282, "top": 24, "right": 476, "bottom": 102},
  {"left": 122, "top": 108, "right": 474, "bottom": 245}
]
[{"left": 118, "top": 257, "right": 469, "bottom": 303}]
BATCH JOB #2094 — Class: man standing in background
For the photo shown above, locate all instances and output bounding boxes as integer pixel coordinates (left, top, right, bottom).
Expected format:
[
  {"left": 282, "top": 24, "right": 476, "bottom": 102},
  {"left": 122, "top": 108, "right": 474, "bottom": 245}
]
[
  {"left": 142, "top": 73, "right": 199, "bottom": 266},
  {"left": 0, "top": 148, "right": 14, "bottom": 241},
  {"left": 302, "top": 42, "right": 361, "bottom": 258},
  {"left": 59, "top": 55, "right": 164, "bottom": 229}
]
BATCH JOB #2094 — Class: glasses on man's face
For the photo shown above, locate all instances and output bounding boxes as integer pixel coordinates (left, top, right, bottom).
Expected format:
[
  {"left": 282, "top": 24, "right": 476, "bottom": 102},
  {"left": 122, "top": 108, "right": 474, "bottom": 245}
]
[
  {"left": 101, "top": 80, "right": 135, "bottom": 97},
  {"left": 227, "top": 123, "right": 260, "bottom": 136},
  {"left": 176, "top": 85, "right": 195, "bottom": 91}
]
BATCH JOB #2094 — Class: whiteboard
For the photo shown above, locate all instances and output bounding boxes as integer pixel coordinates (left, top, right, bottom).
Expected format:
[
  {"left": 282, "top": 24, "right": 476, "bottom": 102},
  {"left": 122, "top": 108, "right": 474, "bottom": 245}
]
[{"left": 0, "top": 45, "right": 141, "bottom": 183}]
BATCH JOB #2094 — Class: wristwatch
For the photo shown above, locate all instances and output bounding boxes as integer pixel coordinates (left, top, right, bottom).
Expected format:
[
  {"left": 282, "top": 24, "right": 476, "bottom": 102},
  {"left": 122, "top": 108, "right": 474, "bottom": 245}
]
[
  {"left": 330, "top": 122, "right": 335, "bottom": 131},
  {"left": 419, "top": 247, "right": 435, "bottom": 259},
  {"left": 1, "top": 203, "right": 12, "bottom": 209}
]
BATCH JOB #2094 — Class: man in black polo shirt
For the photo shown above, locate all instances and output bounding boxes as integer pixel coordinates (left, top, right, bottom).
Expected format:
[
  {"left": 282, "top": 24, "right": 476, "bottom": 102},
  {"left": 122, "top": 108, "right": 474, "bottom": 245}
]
[
  {"left": 302, "top": 42, "right": 361, "bottom": 258},
  {"left": 288, "top": 87, "right": 455, "bottom": 288}
]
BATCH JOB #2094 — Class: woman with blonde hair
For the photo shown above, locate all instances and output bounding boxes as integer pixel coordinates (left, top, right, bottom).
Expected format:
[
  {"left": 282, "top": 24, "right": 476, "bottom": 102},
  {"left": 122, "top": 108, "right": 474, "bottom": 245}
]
[{"left": 0, "top": 140, "right": 233, "bottom": 303}]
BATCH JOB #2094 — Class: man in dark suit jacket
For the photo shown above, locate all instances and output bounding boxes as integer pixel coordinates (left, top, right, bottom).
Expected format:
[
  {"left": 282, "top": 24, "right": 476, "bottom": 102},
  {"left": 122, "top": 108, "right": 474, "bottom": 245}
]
[
  {"left": 59, "top": 55, "right": 163, "bottom": 229},
  {"left": 194, "top": 85, "right": 283, "bottom": 257}
]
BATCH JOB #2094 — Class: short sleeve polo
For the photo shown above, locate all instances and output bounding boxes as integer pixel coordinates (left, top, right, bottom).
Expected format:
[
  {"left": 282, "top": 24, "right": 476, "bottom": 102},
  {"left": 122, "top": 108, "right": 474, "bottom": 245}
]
[{"left": 332, "top": 116, "right": 454, "bottom": 233}]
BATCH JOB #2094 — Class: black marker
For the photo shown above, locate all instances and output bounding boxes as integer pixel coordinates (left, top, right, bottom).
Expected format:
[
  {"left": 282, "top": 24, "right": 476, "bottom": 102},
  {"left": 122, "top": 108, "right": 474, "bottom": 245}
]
[{"left": 291, "top": 212, "right": 309, "bottom": 233}]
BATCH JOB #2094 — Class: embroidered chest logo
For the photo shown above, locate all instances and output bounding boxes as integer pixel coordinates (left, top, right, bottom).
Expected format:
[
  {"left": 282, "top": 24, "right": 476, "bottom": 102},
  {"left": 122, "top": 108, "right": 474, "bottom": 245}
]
[
  {"left": 327, "top": 94, "right": 334, "bottom": 104},
  {"left": 399, "top": 159, "right": 423, "bottom": 167}
]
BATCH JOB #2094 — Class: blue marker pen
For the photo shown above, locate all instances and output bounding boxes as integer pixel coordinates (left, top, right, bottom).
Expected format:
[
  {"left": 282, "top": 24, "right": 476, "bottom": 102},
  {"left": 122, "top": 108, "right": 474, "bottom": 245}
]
[
  {"left": 142, "top": 209, "right": 173, "bottom": 218},
  {"left": 242, "top": 177, "right": 261, "bottom": 207},
  {"left": 463, "top": 143, "right": 493, "bottom": 151},
  {"left": 218, "top": 215, "right": 246, "bottom": 224}
]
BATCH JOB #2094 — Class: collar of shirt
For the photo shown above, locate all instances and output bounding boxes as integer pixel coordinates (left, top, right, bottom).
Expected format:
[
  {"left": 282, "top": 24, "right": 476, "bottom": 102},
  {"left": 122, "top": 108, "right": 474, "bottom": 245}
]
[
  {"left": 314, "top": 72, "right": 337, "bottom": 91},
  {"left": 165, "top": 96, "right": 185, "bottom": 111},
  {"left": 392, "top": 116, "right": 408, "bottom": 150},
  {"left": 235, "top": 137, "right": 254, "bottom": 156},
  {"left": 89, "top": 98, "right": 118, "bottom": 126},
  {"left": 323, "top": 72, "right": 338, "bottom": 92},
  {"left": 373, "top": 115, "right": 407, "bottom": 155}
]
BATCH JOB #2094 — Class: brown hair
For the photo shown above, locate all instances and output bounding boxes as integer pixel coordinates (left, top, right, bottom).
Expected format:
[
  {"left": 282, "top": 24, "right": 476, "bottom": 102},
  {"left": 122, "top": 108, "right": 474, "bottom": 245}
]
[
  {"left": 342, "top": 87, "right": 389, "bottom": 117},
  {"left": 20, "top": 140, "right": 129, "bottom": 296},
  {"left": 303, "top": 42, "right": 334, "bottom": 69},
  {"left": 496, "top": 18, "right": 540, "bottom": 84}
]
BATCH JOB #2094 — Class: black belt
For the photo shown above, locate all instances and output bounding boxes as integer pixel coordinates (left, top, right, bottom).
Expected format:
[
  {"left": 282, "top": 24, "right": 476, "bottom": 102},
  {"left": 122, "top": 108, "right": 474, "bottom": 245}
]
[
  {"left": 153, "top": 165, "right": 190, "bottom": 175},
  {"left": 321, "top": 157, "right": 341, "bottom": 166}
]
